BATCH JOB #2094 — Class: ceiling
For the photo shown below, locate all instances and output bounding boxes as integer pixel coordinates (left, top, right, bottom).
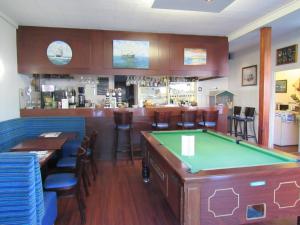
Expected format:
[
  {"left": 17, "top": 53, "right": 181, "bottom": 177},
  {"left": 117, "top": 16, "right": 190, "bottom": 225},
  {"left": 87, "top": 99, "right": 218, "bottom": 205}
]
[
  {"left": 152, "top": 0, "right": 235, "bottom": 13},
  {"left": 229, "top": 9, "right": 300, "bottom": 53},
  {"left": 0, "top": 0, "right": 299, "bottom": 53}
]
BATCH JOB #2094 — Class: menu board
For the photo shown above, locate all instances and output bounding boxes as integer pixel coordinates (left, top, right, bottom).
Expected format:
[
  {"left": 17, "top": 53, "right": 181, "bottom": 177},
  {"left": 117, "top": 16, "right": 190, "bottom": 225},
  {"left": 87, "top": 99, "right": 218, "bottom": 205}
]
[{"left": 97, "top": 77, "right": 109, "bottom": 95}]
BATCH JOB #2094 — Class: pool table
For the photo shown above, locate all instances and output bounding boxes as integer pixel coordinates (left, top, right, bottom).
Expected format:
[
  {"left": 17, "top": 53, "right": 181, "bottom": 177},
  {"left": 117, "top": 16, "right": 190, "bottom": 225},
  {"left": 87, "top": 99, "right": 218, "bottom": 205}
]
[{"left": 141, "top": 129, "right": 300, "bottom": 225}]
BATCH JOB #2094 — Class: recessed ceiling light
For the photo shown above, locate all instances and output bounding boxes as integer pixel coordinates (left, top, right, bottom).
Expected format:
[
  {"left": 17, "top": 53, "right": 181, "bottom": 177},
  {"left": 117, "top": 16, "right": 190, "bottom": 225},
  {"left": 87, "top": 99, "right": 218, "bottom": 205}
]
[{"left": 205, "top": 0, "right": 214, "bottom": 2}]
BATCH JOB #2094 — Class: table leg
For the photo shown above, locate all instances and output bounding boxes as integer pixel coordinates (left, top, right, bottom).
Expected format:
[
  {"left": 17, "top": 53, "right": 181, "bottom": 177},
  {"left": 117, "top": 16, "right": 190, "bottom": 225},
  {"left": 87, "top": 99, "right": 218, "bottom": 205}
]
[{"left": 142, "top": 158, "right": 150, "bottom": 183}]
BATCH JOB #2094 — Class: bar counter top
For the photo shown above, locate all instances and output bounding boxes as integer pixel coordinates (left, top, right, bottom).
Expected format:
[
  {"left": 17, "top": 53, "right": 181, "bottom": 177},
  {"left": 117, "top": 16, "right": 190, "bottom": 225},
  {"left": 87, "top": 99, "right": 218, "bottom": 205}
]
[{"left": 20, "top": 106, "right": 229, "bottom": 160}]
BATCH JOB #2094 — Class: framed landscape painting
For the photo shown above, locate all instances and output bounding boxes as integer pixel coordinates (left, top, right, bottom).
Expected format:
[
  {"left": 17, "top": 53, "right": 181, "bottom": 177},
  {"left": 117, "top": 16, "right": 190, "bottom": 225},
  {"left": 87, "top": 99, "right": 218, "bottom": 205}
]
[
  {"left": 113, "top": 40, "right": 150, "bottom": 69},
  {"left": 184, "top": 48, "right": 207, "bottom": 65},
  {"left": 242, "top": 65, "right": 257, "bottom": 86},
  {"left": 275, "top": 80, "right": 287, "bottom": 93}
]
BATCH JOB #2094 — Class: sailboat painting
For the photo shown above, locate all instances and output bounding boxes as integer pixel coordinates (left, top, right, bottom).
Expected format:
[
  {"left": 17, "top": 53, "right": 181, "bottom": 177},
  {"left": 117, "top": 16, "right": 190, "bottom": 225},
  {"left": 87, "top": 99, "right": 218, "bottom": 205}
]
[
  {"left": 113, "top": 40, "right": 150, "bottom": 69},
  {"left": 47, "top": 41, "right": 72, "bottom": 66},
  {"left": 184, "top": 48, "right": 207, "bottom": 65}
]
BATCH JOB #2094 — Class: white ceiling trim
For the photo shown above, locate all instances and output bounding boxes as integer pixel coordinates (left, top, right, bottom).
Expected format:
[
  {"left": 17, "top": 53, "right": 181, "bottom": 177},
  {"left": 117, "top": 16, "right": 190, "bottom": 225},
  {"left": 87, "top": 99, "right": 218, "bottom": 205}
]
[
  {"left": 0, "top": 10, "right": 18, "bottom": 28},
  {"left": 228, "top": 0, "right": 300, "bottom": 42}
]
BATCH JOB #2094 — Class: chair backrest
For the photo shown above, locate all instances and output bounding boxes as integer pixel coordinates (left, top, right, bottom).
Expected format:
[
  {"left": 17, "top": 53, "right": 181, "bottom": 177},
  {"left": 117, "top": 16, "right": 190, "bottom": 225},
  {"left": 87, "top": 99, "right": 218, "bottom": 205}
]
[
  {"left": 154, "top": 111, "right": 171, "bottom": 124},
  {"left": 75, "top": 147, "right": 87, "bottom": 179},
  {"left": 245, "top": 107, "right": 255, "bottom": 118},
  {"left": 113, "top": 111, "right": 133, "bottom": 126},
  {"left": 203, "top": 110, "right": 219, "bottom": 123},
  {"left": 181, "top": 110, "right": 197, "bottom": 123},
  {"left": 0, "top": 153, "right": 45, "bottom": 225},
  {"left": 233, "top": 106, "right": 242, "bottom": 116}
]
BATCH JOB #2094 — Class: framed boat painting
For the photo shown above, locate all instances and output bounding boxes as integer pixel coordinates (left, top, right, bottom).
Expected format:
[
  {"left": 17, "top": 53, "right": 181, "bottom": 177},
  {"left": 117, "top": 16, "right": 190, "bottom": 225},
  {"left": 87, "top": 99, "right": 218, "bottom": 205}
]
[
  {"left": 242, "top": 65, "right": 257, "bottom": 86},
  {"left": 184, "top": 48, "right": 207, "bottom": 65},
  {"left": 113, "top": 40, "right": 150, "bottom": 69}
]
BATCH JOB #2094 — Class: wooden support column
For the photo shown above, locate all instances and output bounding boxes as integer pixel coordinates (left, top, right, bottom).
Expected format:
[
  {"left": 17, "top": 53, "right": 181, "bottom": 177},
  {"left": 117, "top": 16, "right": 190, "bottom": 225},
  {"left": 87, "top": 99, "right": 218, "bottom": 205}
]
[{"left": 258, "top": 27, "right": 272, "bottom": 146}]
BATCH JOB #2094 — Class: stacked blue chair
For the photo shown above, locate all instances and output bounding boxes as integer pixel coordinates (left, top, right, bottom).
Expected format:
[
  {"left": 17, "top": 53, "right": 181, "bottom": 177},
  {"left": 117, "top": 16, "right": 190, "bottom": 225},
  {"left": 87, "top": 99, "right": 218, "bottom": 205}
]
[{"left": 0, "top": 153, "right": 57, "bottom": 225}]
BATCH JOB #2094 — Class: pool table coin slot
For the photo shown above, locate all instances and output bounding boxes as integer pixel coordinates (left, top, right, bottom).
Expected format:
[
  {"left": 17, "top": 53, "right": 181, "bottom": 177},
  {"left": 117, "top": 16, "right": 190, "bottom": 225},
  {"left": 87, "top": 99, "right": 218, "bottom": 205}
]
[
  {"left": 249, "top": 181, "right": 266, "bottom": 187},
  {"left": 246, "top": 203, "right": 266, "bottom": 220}
]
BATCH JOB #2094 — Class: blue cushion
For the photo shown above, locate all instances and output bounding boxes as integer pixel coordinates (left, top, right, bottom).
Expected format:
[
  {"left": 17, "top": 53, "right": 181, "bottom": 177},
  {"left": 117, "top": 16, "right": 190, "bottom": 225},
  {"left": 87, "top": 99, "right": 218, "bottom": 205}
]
[
  {"left": 56, "top": 157, "right": 76, "bottom": 168},
  {"left": 152, "top": 123, "right": 169, "bottom": 129},
  {"left": 62, "top": 139, "right": 81, "bottom": 157},
  {"left": 177, "top": 122, "right": 195, "bottom": 128},
  {"left": 42, "top": 192, "right": 57, "bottom": 225},
  {"left": 198, "top": 121, "right": 216, "bottom": 127},
  {"left": 44, "top": 173, "right": 77, "bottom": 189}
]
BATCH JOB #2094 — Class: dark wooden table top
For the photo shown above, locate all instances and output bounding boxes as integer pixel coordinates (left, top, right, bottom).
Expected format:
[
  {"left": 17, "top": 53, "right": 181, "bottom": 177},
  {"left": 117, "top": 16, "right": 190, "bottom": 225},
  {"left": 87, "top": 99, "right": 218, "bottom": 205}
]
[{"left": 11, "top": 132, "right": 77, "bottom": 151}]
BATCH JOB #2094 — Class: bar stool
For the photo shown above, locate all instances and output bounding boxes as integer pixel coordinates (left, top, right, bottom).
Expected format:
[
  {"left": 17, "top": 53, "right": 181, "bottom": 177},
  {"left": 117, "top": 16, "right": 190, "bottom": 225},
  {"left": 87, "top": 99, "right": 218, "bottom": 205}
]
[
  {"left": 227, "top": 106, "right": 242, "bottom": 136},
  {"left": 152, "top": 111, "right": 172, "bottom": 130},
  {"left": 198, "top": 109, "right": 218, "bottom": 130},
  {"left": 236, "top": 107, "right": 258, "bottom": 143},
  {"left": 177, "top": 110, "right": 197, "bottom": 129},
  {"left": 113, "top": 111, "right": 134, "bottom": 162}
]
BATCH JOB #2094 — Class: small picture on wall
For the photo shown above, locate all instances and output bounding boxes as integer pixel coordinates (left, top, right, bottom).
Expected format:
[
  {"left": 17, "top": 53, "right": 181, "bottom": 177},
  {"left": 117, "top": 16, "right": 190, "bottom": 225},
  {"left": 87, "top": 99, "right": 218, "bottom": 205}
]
[
  {"left": 276, "top": 80, "right": 287, "bottom": 93},
  {"left": 276, "top": 44, "right": 298, "bottom": 65},
  {"left": 242, "top": 65, "right": 257, "bottom": 86},
  {"left": 184, "top": 48, "right": 207, "bottom": 65}
]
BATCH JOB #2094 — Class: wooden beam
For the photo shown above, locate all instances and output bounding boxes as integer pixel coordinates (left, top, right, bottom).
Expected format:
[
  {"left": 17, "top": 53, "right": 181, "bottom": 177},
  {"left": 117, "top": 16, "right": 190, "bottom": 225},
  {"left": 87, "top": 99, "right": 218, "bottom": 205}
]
[{"left": 258, "top": 27, "right": 272, "bottom": 146}]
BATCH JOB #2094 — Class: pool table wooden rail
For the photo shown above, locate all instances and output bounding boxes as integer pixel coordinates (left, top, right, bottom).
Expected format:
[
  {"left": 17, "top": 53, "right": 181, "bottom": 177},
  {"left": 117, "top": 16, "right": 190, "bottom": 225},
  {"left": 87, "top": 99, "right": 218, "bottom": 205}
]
[{"left": 141, "top": 131, "right": 300, "bottom": 225}]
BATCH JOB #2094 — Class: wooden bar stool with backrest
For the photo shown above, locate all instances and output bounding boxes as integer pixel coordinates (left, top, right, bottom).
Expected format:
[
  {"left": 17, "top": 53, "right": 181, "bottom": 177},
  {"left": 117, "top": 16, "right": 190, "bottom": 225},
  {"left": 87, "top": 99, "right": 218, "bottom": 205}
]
[
  {"left": 152, "top": 111, "right": 172, "bottom": 130},
  {"left": 114, "top": 111, "right": 134, "bottom": 163},
  {"left": 227, "top": 106, "right": 242, "bottom": 136},
  {"left": 198, "top": 109, "right": 218, "bottom": 130},
  {"left": 237, "top": 107, "right": 257, "bottom": 143},
  {"left": 177, "top": 110, "right": 197, "bottom": 129}
]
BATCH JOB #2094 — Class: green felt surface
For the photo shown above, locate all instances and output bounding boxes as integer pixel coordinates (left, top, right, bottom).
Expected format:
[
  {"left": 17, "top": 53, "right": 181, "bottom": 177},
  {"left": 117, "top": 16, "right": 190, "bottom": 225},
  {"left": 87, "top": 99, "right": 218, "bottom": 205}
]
[{"left": 151, "top": 130, "right": 296, "bottom": 173}]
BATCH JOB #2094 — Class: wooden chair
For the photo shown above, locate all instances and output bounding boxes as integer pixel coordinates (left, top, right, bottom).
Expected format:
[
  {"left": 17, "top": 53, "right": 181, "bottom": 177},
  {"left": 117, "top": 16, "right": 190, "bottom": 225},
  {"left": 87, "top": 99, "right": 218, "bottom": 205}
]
[
  {"left": 198, "top": 110, "right": 218, "bottom": 130},
  {"left": 236, "top": 107, "right": 257, "bottom": 143},
  {"left": 44, "top": 147, "right": 87, "bottom": 225},
  {"left": 228, "top": 106, "right": 242, "bottom": 135},
  {"left": 113, "top": 111, "right": 134, "bottom": 162},
  {"left": 152, "top": 111, "right": 172, "bottom": 130},
  {"left": 85, "top": 130, "right": 98, "bottom": 181},
  {"left": 177, "top": 110, "right": 197, "bottom": 129}
]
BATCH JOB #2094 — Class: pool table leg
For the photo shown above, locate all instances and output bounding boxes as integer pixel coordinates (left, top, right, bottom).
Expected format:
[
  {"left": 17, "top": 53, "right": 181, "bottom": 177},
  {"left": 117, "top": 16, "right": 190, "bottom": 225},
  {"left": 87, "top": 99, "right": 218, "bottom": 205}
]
[{"left": 142, "top": 158, "right": 150, "bottom": 183}]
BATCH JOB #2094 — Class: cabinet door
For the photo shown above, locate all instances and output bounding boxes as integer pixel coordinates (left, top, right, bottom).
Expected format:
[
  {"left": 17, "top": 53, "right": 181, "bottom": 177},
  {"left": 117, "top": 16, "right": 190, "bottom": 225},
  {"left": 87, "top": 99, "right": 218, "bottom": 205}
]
[{"left": 167, "top": 171, "right": 182, "bottom": 220}]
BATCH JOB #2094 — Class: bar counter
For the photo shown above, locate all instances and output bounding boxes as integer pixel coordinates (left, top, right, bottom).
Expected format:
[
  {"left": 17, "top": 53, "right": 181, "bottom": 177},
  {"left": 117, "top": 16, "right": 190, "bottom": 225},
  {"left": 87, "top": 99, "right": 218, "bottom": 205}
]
[{"left": 20, "top": 107, "right": 229, "bottom": 160}]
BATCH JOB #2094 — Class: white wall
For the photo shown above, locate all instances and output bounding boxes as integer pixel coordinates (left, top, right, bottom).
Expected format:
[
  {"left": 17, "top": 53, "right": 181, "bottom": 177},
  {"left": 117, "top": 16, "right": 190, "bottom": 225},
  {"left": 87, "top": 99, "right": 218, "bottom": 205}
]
[
  {"left": 0, "top": 17, "right": 29, "bottom": 122},
  {"left": 275, "top": 69, "right": 300, "bottom": 105},
  {"left": 228, "top": 29, "right": 300, "bottom": 146},
  {"left": 197, "top": 77, "right": 229, "bottom": 107}
]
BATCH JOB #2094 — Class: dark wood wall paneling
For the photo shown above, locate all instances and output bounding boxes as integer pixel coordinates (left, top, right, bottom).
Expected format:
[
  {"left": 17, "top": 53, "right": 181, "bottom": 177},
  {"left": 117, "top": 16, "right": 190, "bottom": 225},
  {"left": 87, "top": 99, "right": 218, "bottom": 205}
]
[{"left": 17, "top": 26, "right": 229, "bottom": 77}]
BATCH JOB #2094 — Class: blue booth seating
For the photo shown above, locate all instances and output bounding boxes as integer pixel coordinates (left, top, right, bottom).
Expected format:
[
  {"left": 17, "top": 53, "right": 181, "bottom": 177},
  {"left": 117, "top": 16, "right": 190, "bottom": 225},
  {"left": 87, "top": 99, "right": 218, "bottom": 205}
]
[
  {"left": 0, "top": 117, "right": 85, "bottom": 153},
  {"left": 0, "top": 153, "right": 57, "bottom": 225}
]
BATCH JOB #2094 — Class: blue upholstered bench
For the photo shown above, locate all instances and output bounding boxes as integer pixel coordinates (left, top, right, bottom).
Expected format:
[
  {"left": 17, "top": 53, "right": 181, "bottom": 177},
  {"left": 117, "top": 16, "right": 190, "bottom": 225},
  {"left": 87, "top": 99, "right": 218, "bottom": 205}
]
[{"left": 0, "top": 117, "right": 85, "bottom": 153}]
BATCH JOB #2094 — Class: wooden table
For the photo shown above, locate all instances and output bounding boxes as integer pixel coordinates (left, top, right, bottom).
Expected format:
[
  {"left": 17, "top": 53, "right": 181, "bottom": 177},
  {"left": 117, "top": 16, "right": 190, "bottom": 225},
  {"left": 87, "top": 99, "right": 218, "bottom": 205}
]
[{"left": 11, "top": 132, "right": 77, "bottom": 151}]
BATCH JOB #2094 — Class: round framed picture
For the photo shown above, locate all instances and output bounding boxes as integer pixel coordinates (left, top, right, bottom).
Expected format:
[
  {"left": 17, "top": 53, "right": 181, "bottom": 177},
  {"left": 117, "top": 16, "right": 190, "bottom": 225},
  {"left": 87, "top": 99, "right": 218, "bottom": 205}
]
[{"left": 47, "top": 41, "right": 72, "bottom": 65}]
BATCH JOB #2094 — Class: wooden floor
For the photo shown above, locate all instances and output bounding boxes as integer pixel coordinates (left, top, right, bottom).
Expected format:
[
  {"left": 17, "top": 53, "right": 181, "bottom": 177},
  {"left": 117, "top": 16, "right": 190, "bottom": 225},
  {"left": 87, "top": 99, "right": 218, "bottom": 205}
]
[{"left": 55, "top": 160, "right": 298, "bottom": 225}]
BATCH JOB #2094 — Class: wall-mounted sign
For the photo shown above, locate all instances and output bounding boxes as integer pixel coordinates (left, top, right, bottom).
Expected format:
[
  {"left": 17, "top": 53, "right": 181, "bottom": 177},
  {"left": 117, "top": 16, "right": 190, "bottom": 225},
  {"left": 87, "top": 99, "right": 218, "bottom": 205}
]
[
  {"left": 276, "top": 44, "right": 298, "bottom": 66},
  {"left": 184, "top": 48, "right": 207, "bottom": 65},
  {"left": 47, "top": 41, "right": 72, "bottom": 65},
  {"left": 97, "top": 77, "right": 109, "bottom": 95},
  {"left": 113, "top": 40, "right": 150, "bottom": 69}
]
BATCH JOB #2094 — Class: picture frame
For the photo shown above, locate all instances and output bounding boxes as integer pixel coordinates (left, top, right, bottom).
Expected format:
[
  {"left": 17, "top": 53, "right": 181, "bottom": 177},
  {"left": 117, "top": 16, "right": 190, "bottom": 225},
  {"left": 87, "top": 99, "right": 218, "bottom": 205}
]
[
  {"left": 112, "top": 40, "right": 150, "bottom": 69},
  {"left": 275, "top": 80, "right": 287, "bottom": 93},
  {"left": 242, "top": 65, "right": 257, "bottom": 86},
  {"left": 276, "top": 44, "right": 298, "bottom": 66},
  {"left": 184, "top": 48, "right": 207, "bottom": 65}
]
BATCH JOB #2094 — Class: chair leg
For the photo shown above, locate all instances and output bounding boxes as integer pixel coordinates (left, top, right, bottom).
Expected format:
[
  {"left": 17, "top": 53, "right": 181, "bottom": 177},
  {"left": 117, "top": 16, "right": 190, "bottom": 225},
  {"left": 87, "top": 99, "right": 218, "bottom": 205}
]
[
  {"left": 129, "top": 128, "right": 134, "bottom": 164},
  {"left": 76, "top": 188, "right": 86, "bottom": 225},
  {"left": 82, "top": 174, "right": 89, "bottom": 197},
  {"left": 238, "top": 121, "right": 243, "bottom": 138},
  {"left": 244, "top": 121, "right": 248, "bottom": 140},
  {"left": 229, "top": 117, "right": 232, "bottom": 135},
  {"left": 252, "top": 121, "right": 258, "bottom": 143},
  {"left": 114, "top": 129, "right": 119, "bottom": 164},
  {"left": 91, "top": 158, "right": 97, "bottom": 181}
]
